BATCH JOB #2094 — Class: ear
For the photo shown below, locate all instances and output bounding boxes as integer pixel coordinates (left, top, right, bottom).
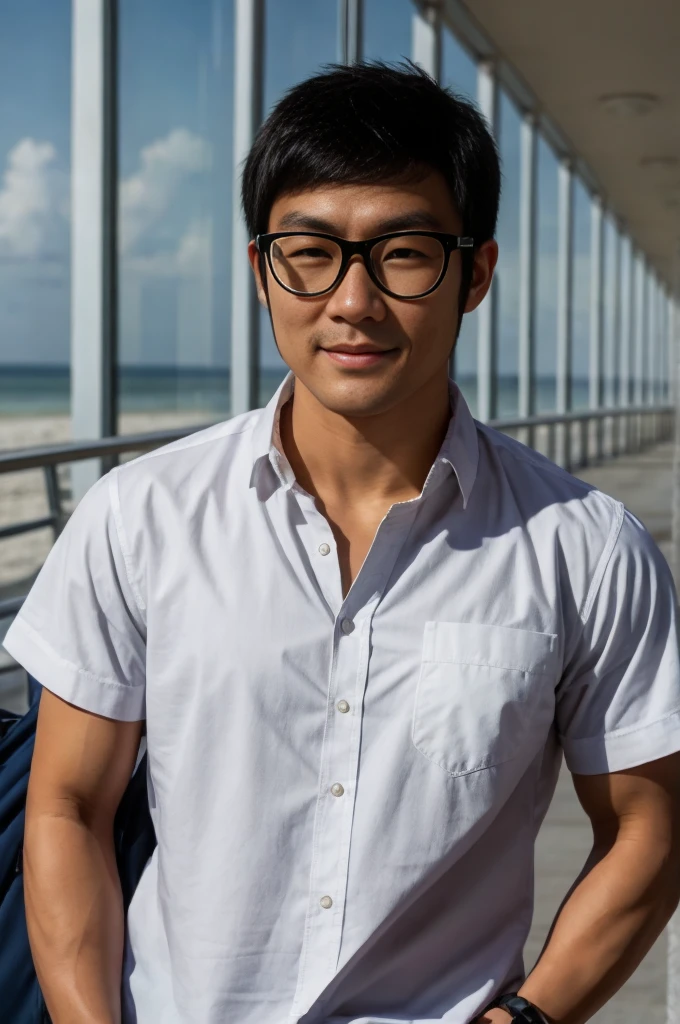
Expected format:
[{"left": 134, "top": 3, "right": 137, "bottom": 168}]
[
  {"left": 247, "top": 240, "right": 270, "bottom": 308},
  {"left": 463, "top": 239, "right": 499, "bottom": 314}
]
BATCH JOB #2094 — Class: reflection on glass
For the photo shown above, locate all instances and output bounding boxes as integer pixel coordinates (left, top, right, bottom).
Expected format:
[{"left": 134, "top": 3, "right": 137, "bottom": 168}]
[
  {"left": 0, "top": 0, "right": 71, "bottom": 588},
  {"left": 363, "top": 0, "right": 413, "bottom": 63},
  {"left": 534, "top": 136, "right": 559, "bottom": 413},
  {"left": 442, "top": 29, "right": 478, "bottom": 413},
  {"left": 117, "top": 0, "right": 234, "bottom": 434},
  {"left": 571, "top": 179, "right": 591, "bottom": 410},
  {"left": 495, "top": 91, "right": 521, "bottom": 417},
  {"left": 259, "top": 0, "right": 339, "bottom": 405}
]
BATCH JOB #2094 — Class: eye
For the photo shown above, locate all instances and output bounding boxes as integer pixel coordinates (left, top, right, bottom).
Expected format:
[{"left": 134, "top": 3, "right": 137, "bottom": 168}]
[
  {"left": 289, "top": 246, "right": 334, "bottom": 259},
  {"left": 383, "top": 246, "right": 430, "bottom": 260}
]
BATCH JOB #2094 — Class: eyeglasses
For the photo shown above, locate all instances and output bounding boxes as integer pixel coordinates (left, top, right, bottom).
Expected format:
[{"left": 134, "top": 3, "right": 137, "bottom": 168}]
[{"left": 256, "top": 230, "right": 474, "bottom": 300}]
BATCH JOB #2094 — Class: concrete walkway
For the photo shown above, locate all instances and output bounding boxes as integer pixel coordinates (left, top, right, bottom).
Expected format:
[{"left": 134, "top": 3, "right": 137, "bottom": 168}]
[{"left": 525, "top": 440, "right": 676, "bottom": 1023}]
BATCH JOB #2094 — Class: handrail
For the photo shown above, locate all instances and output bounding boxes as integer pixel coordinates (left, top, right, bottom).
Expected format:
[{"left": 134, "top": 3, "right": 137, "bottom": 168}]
[
  {"left": 0, "top": 422, "right": 216, "bottom": 474},
  {"left": 0, "top": 404, "right": 673, "bottom": 474},
  {"left": 491, "top": 403, "right": 673, "bottom": 432}
]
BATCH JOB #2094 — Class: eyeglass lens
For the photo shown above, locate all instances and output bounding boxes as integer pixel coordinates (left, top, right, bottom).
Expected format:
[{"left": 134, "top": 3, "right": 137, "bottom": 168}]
[{"left": 269, "top": 234, "right": 447, "bottom": 297}]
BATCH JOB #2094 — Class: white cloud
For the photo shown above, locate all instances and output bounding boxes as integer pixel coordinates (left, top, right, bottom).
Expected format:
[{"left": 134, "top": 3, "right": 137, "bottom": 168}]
[
  {"left": 119, "top": 128, "right": 210, "bottom": 254},
  {"left": 0, "top": 138, "right": 67, "bottom": 258}
]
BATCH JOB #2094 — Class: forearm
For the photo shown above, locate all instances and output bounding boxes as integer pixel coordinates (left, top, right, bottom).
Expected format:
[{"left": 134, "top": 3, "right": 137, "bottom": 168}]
[
  {"left": 24, "top": 808, "right": 125, "bottom": 1024},
  {"left": 516, "top": 834, "right": 679, "bottom": 1024}
]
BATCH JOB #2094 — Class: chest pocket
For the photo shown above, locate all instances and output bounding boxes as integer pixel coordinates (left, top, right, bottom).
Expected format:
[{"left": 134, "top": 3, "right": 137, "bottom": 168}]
[{"left": 412, "top": 621, "right": 559, "bottom": 777}]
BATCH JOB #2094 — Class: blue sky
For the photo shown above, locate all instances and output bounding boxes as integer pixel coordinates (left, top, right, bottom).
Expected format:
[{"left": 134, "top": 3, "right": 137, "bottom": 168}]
[{"left": 0, "top": 0, "right": 592, "bottom": 382}]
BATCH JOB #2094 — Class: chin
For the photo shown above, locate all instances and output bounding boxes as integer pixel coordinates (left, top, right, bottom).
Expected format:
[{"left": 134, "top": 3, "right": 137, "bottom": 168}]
[{"left": 312, "top": 377, "right": 406, "bottom": 418}]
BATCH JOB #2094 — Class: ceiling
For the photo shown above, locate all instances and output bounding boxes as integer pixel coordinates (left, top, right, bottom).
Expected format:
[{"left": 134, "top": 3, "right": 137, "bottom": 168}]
[{"left": 447, "top": 0, "right": 680, "bottom": 288}]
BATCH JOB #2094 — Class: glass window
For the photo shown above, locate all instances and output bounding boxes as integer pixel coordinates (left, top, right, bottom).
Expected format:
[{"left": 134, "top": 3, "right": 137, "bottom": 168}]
[
  {"left": 363, "top": 0, "right": 413, "bottom": 63},
  {"left": 495, "top": 90, "right": 521, "bottom": 417},
  {"left": 0, "top": 0, "right": 71, "bottom": 592},
  {"left": 441, "top": 27, "right": 477, "bottom": 103},
  {"left": 534, "top": 136, "right": 559, "bottom": 413},
  {"left": 258, "top": 0, "right": 339, "bottom": 406},
  {"left": 0, "top": 0, "right": 71, "bottom": 439},
  {"left": 571, "top": 178, "right": 591, "bottom": 410},
  {"left": 442, "top": 29, "right": 478, "bottom": 412},
  {"left": 117, "top": 0, "right": 234, "bottom": 434}
]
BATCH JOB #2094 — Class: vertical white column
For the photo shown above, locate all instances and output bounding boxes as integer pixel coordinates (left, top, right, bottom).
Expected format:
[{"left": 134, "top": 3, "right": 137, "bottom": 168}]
[
  {"left": 340, "top": 0, "right": 363, "bottom": 64},
  {"left": 230, "top": 0, "right": 264, "bottom": 416},
  {"left": 668, "top": 290, "right": 676, "bottom": 405},
  {"left": 476, "top": 60, "right": 498, "bottom": 423},
  {"left": 605, "top": 223, "right": 621, "bottom": 410},
  {"left": 555, "top": 160, "right": 574, "bottom": 465},
  {"left": 633, "top": 254, "right": 646, "bottom": 406},
  {"left": 659, "top": 286, "right": 668, "bottom": 404},
  {"left": 619, "top": 238, "right": 633, "bottom": 408},
  {"left": 518, "top": 115, "right": 538, "bottom": 427},
  {"left": 70, "top": 0, "right": 117, "bottom": 499},
  {"left": 411, "top": 0, "right": 441, "bottom": 79},
  {"left": 647, "top": 270, "right": 657, "bottom": 405},
  {"left": 588, "top": 196, "right": 604, "bottom": 459}
]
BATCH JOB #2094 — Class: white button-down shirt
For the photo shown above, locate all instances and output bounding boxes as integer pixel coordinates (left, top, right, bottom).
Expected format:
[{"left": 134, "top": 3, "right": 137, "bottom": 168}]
[{"left": 5, "top": 375, "right": 680, "bottom": 1024}]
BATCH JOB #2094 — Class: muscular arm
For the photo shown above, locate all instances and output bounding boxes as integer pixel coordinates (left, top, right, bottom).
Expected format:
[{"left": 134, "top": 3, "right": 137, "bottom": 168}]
[
  {"left": 24, "top": 690, "right": 143, "bottom": 1024},
  {"left": 483, "top": 752, "right": 680, "bottom": 1024}
]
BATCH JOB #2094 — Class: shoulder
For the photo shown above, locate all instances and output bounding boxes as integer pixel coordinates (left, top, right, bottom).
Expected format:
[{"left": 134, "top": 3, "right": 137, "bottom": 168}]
[
  {"left": 473, "top": 422, "right": 628, "bottom": 609},
  {"left": 111, "top": 408, "right": 260, "bottom": 496},
  {"left": 475, "top": 420, "right": 622, "bottom": 526},
  {"left": 119, "top": 408, "right": 260, "bottom": 476}
]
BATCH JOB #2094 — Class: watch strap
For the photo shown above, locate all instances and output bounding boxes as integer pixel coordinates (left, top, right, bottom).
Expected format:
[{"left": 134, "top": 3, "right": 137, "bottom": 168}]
[{"left": 489, "top": 993, "right": 548, "bottom": 1023}]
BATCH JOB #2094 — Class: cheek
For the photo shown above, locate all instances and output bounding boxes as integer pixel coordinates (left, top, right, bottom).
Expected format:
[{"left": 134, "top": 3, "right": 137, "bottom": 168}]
[{"left": 267, "top": 292, "right": 323, "bottom": 354}]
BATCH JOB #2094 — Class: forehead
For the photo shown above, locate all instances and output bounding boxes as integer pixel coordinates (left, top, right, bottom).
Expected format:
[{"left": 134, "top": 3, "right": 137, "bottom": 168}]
[{"left": 267, "top": 172, "right": 462, "bottom": 237}]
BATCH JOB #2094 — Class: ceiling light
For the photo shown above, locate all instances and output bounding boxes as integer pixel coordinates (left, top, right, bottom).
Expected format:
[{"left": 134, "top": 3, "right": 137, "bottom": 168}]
[{"left": 599, "top": 93, "right": 660, "bottom": 117}]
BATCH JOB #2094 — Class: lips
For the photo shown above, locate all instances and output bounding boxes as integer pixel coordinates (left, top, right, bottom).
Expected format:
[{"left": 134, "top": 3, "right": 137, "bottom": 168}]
[{"left": 321, "top": 345, "right": 397, "bottom": 369}]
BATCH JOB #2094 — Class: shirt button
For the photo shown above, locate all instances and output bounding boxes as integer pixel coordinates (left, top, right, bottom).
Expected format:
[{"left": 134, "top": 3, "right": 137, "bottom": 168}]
[
  {"left": 330, "top": 783, "right": 344, "bottom": 797},
  {"left": 318, "top": 543, "right": 331, "bottom": 556},
  {"left": 336, "top": 699, "right": 350, "bottom": 713},
  {"left": 341, "top": 618, "right": 354, "bottom": 635},
  {"left": 320, "top": 895, "right": 333, "bottom": 909}
]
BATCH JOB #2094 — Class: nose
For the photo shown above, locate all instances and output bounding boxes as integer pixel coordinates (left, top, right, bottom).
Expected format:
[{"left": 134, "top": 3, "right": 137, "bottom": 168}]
[{"left": 324, "top": 256, "right": 387, "bottom": 324}]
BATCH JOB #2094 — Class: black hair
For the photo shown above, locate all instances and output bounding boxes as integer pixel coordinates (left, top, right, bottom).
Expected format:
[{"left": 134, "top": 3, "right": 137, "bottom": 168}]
[
  {"left": 242, "top": 61, "right": 501, "bottom": 322},
  {"left": 243, "top": 60, "right": 500, "bottom": 241}
]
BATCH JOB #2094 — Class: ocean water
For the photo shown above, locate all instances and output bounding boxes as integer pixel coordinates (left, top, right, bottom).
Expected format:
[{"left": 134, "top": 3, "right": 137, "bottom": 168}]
[{"left": 0, "top": 365, "right": 591, "bottom": 422}]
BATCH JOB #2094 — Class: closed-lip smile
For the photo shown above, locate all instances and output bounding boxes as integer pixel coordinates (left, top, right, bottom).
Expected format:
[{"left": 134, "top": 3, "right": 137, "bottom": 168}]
[{"left": 321, "top": 343, "right": 398, "bottom": 367}]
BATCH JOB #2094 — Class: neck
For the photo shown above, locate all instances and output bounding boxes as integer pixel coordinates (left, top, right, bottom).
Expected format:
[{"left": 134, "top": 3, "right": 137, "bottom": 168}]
[{"left": 280, "top": 372, "right": 452, "bottom": 505}]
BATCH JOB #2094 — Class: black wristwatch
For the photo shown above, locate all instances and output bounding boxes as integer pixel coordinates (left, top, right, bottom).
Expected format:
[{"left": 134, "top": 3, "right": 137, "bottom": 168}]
[{"left": 486, "top": 993, "right": 548, "bottom": 1023}]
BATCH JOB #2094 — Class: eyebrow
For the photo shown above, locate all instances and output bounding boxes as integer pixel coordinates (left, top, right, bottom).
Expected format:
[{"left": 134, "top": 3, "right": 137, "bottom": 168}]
[{"left": 275, "top": 209, "right": 446, "bottom": 234}]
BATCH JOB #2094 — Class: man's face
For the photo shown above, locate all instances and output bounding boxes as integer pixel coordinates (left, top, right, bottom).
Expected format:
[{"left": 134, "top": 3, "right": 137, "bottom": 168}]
[{"left": 248, "top": 172, "right": 497, "bottom": 418}]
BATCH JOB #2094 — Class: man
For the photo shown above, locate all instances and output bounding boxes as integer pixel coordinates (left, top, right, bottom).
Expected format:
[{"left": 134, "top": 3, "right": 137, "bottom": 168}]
[{"left": 4, "top": 63, "right": 680, "bottom": 1024}]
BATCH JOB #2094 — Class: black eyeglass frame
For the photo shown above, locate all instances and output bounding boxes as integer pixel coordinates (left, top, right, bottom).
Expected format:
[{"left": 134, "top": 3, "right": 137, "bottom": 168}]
[{"left": 255, "top": 230, "right": 475, "bottom": 300}]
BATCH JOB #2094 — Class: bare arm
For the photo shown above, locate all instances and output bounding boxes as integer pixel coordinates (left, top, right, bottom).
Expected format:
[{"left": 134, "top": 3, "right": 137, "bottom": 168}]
[
  {"left": 481, "top": 752, "right": 680, "bottom": 1024},
  {"left": 24, "top": 689, "right": 143, "bottom": 1024}
]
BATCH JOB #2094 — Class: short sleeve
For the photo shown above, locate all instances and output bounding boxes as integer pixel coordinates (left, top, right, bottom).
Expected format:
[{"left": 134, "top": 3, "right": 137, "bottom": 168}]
[
  {"left": 2, "top": 468, "right": 146, "bottom": 721},
  {"left": 556, "top": 509, "right": 680, "bottom": 774}
]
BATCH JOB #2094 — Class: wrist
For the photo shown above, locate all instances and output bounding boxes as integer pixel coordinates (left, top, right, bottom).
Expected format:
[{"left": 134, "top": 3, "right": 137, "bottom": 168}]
[{"left": 477, "top": 1010, "right": 513, "bottom": 1024}]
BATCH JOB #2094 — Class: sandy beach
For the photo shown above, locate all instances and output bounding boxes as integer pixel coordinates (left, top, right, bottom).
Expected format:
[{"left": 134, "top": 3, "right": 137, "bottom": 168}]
[{"left": 0, "top": 411, "right": 215, "bottom": 590}]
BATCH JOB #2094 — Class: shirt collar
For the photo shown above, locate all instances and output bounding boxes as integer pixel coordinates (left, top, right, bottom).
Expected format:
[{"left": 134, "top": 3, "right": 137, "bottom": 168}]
[{"left": 250, "top": 372, "right": 479, "bottom": 509}]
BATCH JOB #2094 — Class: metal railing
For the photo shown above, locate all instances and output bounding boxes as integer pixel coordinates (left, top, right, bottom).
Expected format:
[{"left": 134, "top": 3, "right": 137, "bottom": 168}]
[{"left": 0, "top": 402, "right": 674, "bottom": 629}]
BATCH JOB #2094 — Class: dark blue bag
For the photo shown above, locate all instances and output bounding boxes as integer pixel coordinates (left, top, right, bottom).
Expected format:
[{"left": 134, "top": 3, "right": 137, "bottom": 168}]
[{"left": 0, "top": 683, "right": 156, "bottom": 1022}]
